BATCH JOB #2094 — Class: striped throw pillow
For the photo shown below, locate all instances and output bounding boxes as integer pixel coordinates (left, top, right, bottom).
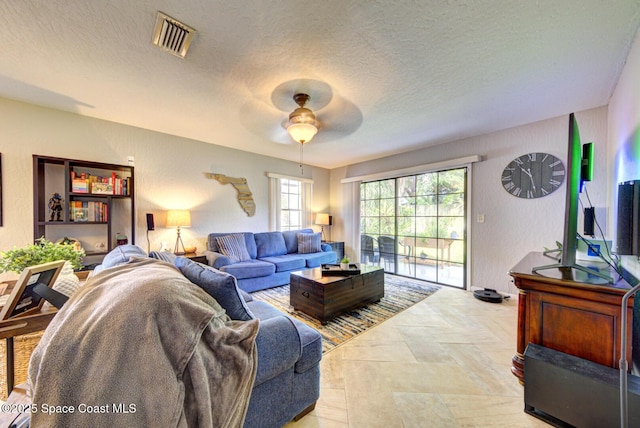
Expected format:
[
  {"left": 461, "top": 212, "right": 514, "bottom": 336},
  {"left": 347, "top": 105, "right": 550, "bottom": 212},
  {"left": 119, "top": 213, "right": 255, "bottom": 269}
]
[
  {"left": 297, "top": 232, "right": 322, "bottom": 254},
  {"left": 215, "top": 234, "right": 251, "bottom": 263}
]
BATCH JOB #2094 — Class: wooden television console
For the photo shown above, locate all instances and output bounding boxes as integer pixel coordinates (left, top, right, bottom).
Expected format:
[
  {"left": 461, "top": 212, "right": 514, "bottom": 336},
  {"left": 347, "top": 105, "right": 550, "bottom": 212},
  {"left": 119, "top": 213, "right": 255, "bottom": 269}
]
[{"left": 509, "top": 252, "right": 635, "bottom": 384}]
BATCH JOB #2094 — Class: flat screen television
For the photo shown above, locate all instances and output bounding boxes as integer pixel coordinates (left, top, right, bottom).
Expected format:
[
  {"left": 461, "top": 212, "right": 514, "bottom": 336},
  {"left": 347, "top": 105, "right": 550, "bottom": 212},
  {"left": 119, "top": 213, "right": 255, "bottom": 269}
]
[{"left": 533, "top": 113, "right": 612, "bottom": 283}]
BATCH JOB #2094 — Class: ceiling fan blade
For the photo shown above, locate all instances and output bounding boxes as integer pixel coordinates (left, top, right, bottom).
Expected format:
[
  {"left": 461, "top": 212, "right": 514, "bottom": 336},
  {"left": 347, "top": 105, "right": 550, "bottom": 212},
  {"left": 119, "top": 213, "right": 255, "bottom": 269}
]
[
  {"left": 271, "top": 79, "right": 333, "bottom": 111},
  {"left": 313, "top": 95, "right": 363, "bottom": 142},
  {"left": 240, "top": 97, "right": 292, "bottom": 144}
]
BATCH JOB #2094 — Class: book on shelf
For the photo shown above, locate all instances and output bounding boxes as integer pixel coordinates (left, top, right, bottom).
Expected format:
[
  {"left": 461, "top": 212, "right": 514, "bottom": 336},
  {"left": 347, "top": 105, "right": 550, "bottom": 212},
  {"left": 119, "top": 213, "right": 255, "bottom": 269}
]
[
  {"left": 71, "top": 178, "right": 89, "bottom": 193},
  {"left": 91, "top": 182, "right": 113, "bottom": 194},
  {"left": 69, "top": 201, "right": 108, "bottom": 222},
  {"left": 70, "top": 169, "right": 131, "bottom": 196}
]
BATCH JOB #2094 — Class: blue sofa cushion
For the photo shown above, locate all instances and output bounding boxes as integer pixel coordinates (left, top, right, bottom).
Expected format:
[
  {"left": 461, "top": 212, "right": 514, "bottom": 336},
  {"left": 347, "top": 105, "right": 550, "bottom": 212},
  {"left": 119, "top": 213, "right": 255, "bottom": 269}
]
[
  {"left": 251, "top": 314, "right": 302, "bottom": 386},
  {"left": 94, "top": 244, "right": 148, "bottom": 273},
  {"left": 282, "top": 228, "right": 314, "bottom": 253},
  {"left": 220, "top": 259, "right": 275, "bottom": 280},
  {"left": 208, "top": 232, "right": 257, "bottom": 259},
  {"left": 297, "top": 232, "right": 322, "bottom": 254},
  {"left": 247, "top": 300, "right": 322, "bottom": 375},
  {"left": 148, "top": 251, "right": 177, "bottom": 263},
  {"left": 301, "top": 250, "right": 338, "bottom": 268},
  {"left": 255, "top": 232, "right": 287, "bottom": 258},
  {"left": 174, "top": 257, "right": 254, "bottom": 321},
  {"left": 215, "top": 233, "right": 251, "bottom": 263},
  {"left": 258, "top": 254, "right": 306, "bottom": 272}
]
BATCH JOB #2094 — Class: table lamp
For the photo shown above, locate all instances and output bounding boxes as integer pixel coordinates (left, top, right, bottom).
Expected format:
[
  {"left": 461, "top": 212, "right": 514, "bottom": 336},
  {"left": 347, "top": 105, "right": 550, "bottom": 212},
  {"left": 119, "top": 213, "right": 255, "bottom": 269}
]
[
  {"left": 315, "top": 213, "right": 332, "bottom": 242},
  {"left": 166, "top": 209, "right": 191, "bottom": 255}
]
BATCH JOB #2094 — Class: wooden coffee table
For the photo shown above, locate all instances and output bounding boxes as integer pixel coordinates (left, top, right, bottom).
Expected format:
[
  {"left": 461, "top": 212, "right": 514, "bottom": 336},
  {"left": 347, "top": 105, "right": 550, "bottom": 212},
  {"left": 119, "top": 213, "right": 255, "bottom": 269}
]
[{"left": 290, "top": 265, "right": 384, "bottom": 324}]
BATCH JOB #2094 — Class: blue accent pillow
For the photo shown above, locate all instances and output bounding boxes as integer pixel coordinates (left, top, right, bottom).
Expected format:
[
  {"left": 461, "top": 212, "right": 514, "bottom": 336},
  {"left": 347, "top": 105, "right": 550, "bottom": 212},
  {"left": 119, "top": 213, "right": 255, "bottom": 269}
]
[
  {"left": 148, "top": 251, "right": 177, "bottom": 263},
  {"left": 174, "top": 257, "right": 254, "bottom": 321},
  {"left": 215, "top": 233, "right": 251, "bottom": 263},
  {"left": 283, "top": 229, "right": 314, "bottom": 253},
  {"left": 298, "top": 232, "right": 322, "bottom": 254}
]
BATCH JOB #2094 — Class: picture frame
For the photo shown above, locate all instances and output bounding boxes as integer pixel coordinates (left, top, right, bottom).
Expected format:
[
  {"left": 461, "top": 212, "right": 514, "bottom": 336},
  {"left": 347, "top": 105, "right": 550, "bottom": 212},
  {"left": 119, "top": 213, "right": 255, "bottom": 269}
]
[{"left": 0, "top": 260, "right": 64, "bottom": 320}]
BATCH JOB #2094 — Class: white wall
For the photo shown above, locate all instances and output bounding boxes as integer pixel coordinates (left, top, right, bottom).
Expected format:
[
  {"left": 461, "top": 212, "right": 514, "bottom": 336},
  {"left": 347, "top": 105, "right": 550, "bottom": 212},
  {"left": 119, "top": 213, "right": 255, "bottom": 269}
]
[
  {"left": 608, "top": 27, "right": 640, "bottom": 246},
  {"left": 0, "top": 97, "right": 330, "bottom": 279},
  {"left": 330, "top": 106, "right": 609, "bottom": 294}
]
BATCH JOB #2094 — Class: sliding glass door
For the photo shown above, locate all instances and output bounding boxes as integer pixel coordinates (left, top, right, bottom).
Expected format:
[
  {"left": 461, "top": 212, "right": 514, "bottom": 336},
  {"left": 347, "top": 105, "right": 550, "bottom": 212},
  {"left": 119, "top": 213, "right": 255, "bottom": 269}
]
[{"left": 360, "top": 168, "right": 467, "bottom": 288}]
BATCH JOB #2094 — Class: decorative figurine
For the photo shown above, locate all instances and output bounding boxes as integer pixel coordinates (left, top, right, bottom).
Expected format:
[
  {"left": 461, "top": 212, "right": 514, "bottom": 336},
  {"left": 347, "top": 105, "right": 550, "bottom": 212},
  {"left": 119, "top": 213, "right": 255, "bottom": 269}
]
[{"left": 48, "top": 193, "right": 64, "bottom": 221}]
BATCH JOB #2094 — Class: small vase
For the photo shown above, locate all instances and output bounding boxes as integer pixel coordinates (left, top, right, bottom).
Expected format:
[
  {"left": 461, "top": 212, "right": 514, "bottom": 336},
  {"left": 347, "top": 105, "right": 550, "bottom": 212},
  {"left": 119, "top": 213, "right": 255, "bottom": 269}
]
[{"left": 340, "top": 262, "right": 350, "bottom": 270}]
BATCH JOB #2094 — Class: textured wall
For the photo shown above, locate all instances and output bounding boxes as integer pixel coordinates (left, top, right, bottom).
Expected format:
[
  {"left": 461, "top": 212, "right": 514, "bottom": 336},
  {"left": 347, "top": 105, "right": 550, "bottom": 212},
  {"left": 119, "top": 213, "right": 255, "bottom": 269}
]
[{"left": 0, "top": 97, "right": 330, "bottom": 280}]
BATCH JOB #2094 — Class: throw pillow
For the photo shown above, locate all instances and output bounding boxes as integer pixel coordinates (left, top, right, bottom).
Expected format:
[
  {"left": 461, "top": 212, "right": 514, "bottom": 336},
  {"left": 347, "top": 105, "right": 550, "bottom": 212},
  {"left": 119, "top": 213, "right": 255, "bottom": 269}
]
[
  {"left": 297, "top": 232, "right": 322, "bottom": 254},
  {"left": 215, "top": 234, "right": 251, "bottom": 263},
  {"left": 148, "top": 251, "right": 177, "bottom": 263},
  {"left": 94, "top": 244, "right": 148, "bottom": 273},
  {"left": 174, "top": 257, "right": 254, "bottom": 321}
]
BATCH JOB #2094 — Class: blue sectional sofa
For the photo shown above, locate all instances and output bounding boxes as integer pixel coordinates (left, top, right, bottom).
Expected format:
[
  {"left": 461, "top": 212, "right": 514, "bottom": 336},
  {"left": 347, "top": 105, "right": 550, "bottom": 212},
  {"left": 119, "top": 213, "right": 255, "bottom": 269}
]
[
  {"left": 204, "top": 229, "right": 337, "bottom": 292},
  {"left": 92, "top": 245, "right": 323, "bottom": 428}
]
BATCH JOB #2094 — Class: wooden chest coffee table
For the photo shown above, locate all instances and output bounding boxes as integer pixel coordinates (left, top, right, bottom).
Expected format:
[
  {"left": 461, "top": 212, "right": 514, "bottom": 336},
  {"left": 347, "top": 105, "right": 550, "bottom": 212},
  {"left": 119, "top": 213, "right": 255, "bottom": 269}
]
[{"left": 290, "top": 265, "right": 384, "bottom": 324}]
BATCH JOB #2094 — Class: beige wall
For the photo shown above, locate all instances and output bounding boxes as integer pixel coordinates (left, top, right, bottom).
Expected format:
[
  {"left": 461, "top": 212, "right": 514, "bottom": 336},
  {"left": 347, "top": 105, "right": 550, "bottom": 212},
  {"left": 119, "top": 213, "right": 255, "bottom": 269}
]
[
  {"left": 608, "top": 28, "right": 640, "bottom": 243},
  {"left": 0, "top": 97, "right": 330, "bottom": 280}
]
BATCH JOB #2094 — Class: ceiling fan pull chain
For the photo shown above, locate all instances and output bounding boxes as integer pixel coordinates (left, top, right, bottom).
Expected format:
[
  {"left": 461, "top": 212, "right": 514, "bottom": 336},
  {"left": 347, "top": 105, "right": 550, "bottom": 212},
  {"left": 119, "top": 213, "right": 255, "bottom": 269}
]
[{"left": 299, "top": 143, "right": 304, "bottom": 174}]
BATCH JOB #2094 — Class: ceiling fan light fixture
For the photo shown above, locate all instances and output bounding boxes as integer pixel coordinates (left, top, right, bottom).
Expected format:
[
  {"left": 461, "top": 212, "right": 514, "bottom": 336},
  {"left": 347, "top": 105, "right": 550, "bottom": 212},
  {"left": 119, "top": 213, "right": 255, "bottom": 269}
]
[
  {"left": 287, "top": 122, "right": 318, "bottom": 144},
  {"left": 286, "top": 93, "right": 319, "bottom": 144}
]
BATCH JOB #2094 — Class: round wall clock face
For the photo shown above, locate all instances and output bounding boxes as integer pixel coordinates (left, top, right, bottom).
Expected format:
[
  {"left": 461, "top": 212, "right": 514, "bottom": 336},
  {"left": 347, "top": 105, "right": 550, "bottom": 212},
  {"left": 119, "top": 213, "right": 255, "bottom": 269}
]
[{"left": 501, "top": 152, "right": 565, "bottom": 199}]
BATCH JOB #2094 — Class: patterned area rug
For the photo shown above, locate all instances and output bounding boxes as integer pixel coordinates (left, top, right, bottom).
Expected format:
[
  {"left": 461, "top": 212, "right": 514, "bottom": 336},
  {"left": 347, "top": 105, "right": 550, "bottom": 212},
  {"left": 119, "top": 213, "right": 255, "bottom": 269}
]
[{"left": 251, "top": 274, "right": 441, "bottom": 353}]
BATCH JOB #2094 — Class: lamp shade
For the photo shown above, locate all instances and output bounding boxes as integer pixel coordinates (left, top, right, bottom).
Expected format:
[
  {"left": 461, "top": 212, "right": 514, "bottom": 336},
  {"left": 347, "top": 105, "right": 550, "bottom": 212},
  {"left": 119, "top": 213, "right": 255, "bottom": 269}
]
[
  {"left": 315, "top": 213, "right": 331, "bottom": 226},
  {"left": 166, "top": 210, "right": 191, "bottom": 228}
]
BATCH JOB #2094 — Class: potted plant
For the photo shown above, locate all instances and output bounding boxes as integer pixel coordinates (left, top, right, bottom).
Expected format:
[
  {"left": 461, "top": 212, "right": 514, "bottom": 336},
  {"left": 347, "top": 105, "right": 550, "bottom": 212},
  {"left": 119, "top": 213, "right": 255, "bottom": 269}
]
[
  {"left": 0, "top": 237, "right": 86, "bottom": 307},
  {"left": 340, "top": 256, "right": 350, "bottom": 270},
  {"left": 0, "top": 237, "right": 85, "bottom": 274}
]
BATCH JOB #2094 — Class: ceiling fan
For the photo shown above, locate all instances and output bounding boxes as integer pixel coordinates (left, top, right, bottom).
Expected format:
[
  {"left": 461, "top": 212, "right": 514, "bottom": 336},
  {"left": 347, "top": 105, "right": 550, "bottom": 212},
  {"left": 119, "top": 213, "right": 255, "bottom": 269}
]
[{"left": 239, "top": 78, "right": 363, "bottom": 146}]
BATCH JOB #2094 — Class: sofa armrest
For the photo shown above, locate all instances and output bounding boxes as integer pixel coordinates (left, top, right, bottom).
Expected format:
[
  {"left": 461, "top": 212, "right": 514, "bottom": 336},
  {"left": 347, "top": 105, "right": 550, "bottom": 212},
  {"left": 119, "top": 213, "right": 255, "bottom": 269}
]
[
  {"left": 203, "top": 250, "right": 232, "bottom": 269},
  {"left": 321, "top": 243, "right": 332, "bottom": 252},
  {"left": 254, "top": 316, "right": 302, "bottom": 386}
]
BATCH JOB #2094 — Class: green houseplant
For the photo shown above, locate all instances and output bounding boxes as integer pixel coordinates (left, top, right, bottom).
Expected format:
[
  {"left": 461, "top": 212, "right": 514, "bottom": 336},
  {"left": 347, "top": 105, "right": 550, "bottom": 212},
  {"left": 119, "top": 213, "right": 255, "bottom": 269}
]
[
  {"left": 340, "top": 256, "right": 350, "bottom": 270},
  {"left": 0, "top": 237, "right": 85, "bottom": 274}
]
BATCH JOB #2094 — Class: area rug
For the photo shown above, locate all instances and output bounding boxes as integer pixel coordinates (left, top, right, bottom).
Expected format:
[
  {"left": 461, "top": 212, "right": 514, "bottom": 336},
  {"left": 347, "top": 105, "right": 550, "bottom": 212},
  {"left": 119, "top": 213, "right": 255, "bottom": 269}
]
[{"left": 251, "top": 274, "right": 441, "bottom": 353}]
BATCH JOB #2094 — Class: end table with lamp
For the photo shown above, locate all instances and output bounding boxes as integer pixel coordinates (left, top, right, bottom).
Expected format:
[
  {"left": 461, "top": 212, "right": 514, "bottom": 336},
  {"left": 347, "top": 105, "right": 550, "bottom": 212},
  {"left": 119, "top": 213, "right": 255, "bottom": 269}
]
[
  {"left": 166, "top": 209, "right": 191, "bottom": 255},
  {"left": 314, "top": 213, "right": 332, "bottom": 242}
]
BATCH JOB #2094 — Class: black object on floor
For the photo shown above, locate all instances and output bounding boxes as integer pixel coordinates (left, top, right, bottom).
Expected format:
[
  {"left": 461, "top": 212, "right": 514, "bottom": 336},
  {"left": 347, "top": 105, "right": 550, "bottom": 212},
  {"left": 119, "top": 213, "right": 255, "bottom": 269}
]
[
  {"left": 524, "top": 343, "right": 640, "bottom": 427},
  {"left": 473, "top": 288, "right": 503, "bottom": 303}
]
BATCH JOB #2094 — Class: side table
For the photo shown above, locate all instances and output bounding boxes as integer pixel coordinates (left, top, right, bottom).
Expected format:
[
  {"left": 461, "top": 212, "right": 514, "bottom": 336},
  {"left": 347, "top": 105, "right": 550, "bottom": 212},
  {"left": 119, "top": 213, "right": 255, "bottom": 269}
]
[
  {"left": 0, "top": 307, "right": 57, "bottom": 397},
  {"left": 324, "top": 241, "right": 344, "bottom": 261},
  {"left": 0, "top": 270, "right": 90, "bottom": 398},
  {"left": 185, "top": 253, "right": 207, "bottom": 264}
]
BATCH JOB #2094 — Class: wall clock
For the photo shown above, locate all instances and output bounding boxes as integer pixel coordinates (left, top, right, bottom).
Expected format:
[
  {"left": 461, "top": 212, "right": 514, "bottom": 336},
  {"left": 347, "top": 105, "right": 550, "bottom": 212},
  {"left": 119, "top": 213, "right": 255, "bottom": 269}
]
[{"left": 501, "top": 152, "right": 565, "bottom": 199}]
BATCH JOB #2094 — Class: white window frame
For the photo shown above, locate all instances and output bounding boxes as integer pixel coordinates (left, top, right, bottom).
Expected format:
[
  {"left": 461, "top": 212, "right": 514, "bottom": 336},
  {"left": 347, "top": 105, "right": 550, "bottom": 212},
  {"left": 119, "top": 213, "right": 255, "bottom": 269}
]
[{"left": 267, "top": 173, "right": 314, "bottom": 231}]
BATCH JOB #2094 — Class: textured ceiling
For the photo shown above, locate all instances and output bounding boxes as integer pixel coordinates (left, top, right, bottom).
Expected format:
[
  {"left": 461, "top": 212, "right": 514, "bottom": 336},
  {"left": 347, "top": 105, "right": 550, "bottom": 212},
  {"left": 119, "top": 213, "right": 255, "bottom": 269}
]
[{"left": 0, "top": 1, "right": 638, "bottom": 169}]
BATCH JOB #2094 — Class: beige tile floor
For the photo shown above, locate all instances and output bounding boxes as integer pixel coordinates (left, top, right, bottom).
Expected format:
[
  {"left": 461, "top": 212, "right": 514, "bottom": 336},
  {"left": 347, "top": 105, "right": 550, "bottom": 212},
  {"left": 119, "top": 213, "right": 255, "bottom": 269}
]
[{"left": 286, "top": 286, "right": 550, "bottom": 428}]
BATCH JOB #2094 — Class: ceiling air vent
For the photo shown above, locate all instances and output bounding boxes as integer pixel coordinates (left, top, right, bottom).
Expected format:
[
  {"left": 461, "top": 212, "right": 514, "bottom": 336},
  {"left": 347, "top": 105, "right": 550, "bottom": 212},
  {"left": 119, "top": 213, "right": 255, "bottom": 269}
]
[{"left": 152, "top": 12, "right": 196, "bottom": 59}]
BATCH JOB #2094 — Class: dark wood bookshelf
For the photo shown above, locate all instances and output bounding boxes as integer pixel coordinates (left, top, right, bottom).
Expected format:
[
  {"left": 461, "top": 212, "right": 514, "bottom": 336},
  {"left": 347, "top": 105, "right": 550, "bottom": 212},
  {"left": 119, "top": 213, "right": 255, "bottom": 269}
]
[{"left": 33, "top": 155, "right": 135, "bottom": 262}]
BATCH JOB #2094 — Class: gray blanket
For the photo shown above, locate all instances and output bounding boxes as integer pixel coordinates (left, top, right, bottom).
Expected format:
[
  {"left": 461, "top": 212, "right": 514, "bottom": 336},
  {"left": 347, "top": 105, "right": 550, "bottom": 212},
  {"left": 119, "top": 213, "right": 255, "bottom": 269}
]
[{"left": 27, "top": 257, "right": 259, "bottom": 427}]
